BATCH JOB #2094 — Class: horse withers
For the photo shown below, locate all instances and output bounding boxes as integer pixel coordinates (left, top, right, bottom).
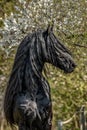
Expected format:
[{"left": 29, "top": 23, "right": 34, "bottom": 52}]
[{"left": 4, "top": 25, "right": 76, "bottom": 130}]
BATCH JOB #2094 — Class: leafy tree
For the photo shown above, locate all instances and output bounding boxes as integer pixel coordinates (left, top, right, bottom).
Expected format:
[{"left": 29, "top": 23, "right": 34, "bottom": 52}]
[{"left": 0, "top": 0, "right": 87, "bottom": 129}]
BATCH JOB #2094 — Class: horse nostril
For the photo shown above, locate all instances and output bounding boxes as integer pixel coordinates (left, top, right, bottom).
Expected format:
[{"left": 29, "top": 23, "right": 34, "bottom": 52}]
[{"left": 72, "top": 63, "right": 77, "bottom": 68}]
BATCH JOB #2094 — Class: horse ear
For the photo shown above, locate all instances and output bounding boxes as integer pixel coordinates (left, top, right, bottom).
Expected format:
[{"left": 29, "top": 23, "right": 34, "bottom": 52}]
[{"left": 46, "top": 24, "right": 54, "bottom": 34}]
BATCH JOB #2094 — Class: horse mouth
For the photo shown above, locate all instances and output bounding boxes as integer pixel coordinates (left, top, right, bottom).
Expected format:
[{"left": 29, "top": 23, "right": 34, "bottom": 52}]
[
  {"left": 64, "top": 69, "right": 74, "bottom": 73},
  {"left": 64, "top": 63, "right": 76, "bottom": 73}
]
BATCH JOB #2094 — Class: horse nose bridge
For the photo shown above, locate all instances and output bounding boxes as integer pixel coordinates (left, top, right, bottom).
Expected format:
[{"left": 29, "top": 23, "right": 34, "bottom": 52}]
[
  {"left": 61, "top": 52, "right": 76, "bottom": 70},
  {"left": 64, "top": 52, "right": 74, "bottom": 62}
]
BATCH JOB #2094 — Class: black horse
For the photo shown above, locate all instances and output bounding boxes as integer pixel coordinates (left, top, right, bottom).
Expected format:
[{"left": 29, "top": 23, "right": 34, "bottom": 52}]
[{"left": 4, "top": 25, "right": 76, "bottom": 130}]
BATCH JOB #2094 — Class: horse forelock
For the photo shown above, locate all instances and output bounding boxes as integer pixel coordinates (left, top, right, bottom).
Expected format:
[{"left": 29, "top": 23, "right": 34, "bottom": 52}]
[{"left": 50, "top": 32, "right": 71, "bottom": 54}]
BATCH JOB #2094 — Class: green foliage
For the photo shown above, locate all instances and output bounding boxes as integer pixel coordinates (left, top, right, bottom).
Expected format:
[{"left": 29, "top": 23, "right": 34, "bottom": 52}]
[
  {"left": 46, "top": 32, "right": 87, "bottom": 129},
  {"left": 0, "top": 0, "right": 87, "bottom": 129},
  {"left": 0, "top": 0, "right": 15, "bottom": 17}
]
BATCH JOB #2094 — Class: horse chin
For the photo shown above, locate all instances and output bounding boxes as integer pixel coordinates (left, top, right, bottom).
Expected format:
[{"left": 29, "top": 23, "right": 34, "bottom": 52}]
[{"left": 64, "top": 68, "right": 75, "bottom": 74}]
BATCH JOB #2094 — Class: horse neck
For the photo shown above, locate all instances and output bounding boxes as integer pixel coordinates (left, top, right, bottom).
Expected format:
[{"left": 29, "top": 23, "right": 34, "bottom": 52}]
[
  {"left": 23, "top": 46, "right": 45, "bottom": 92},
  {"left": 28, "top": 56, "right": 44, "bottom": 77}
]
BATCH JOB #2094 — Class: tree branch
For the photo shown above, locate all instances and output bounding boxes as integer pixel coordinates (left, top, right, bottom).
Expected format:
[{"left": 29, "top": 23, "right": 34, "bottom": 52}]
[{"left": 74, "top": 44, "right": 87, "bottom": 48}]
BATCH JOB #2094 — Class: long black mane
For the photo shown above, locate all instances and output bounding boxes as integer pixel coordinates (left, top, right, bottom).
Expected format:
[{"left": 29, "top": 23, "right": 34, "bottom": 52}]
[
  {"left": 4, "top": 29, "right": 49, "bottom": 125},
  {"left": 4, "top": 27, "right": 76, "bottom": 129}
]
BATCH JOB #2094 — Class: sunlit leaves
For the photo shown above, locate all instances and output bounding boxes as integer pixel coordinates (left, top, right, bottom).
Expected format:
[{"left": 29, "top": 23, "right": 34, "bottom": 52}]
[{"left": 0, "top": 0, "right": 87, "bottom": 129}]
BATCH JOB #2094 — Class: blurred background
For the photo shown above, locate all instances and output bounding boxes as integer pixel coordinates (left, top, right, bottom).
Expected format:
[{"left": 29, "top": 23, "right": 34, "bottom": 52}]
[{"left": 0, "top": 0, "right": 87, "bottom": 129}]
